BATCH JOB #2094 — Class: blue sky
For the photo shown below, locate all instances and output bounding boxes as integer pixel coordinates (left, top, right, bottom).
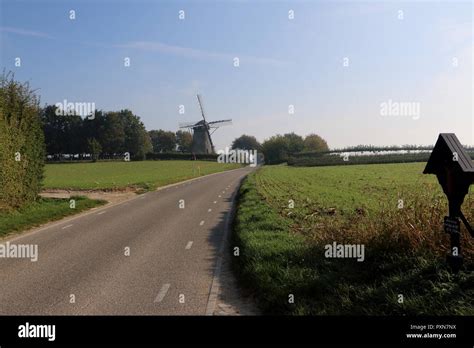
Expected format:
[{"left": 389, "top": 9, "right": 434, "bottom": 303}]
[{"left": 1, "top": 0, "right": 472, "bottom": 150}]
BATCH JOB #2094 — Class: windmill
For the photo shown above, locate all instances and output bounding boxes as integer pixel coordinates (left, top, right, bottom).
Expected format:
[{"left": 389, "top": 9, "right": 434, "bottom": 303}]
[{"left": 179, "top": 94, "right": 232, "bottom": 154}]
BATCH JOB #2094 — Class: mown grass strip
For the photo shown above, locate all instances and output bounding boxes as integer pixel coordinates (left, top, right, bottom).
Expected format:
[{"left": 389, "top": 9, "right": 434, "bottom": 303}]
[{"left": 0, "top": 196, "right": 105, "bottom": 237}]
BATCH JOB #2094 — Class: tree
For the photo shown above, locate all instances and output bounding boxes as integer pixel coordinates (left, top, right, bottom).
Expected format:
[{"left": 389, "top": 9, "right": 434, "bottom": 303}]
[
  {"left": 41, "top": 105, "right": 84, "bottom": 156},
  {"left": 0, "top": 72, "right": 45, "bottom": 210},
  {"left": 87, "top": 138, "right": 102, "bottom": 162},
  {"left": 40, "top": 106, "right": 151, "bottom": 160},
  {"left": 119, "top": 110, "right": 151, "bottom": 160},
  {"left": 149, "top": 129, "right": 177, "bottom": 153},
  {"left": 303, "top": 134, "right": 329, "bottom": 152},
  {"left": 231, "top": 134, "right": 262, "bottom": 151},
  {"left": 261, "top": 135, "right": 290, "bottom": 164},
  {"left": 100, "top": 112, "right": 125, "bottom": 154},
  {"left": 283, "top": 132, "right": 304, "bottom": 153},
  {"left": 176, "top": 130, "right": 193, "bottom": 152}
]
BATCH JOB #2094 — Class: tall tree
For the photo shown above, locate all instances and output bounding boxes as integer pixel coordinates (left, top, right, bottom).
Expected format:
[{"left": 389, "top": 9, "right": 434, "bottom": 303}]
[
  {"left": 231, "top": 134, "right": 262, "bottom": 151},
  {"left": 283, "top": 132, "right": 304, "bottom": 153},
  {"left": 41, "top": 105, "right": 83, "bottom": 155},
  {"left": 100, "top": 112, "right": 125, "bottom": 154},
  {"left": 261, "top": 135, "right": 290, "bottom": 164},
  {"left": 149, "top": 129, "right": 177, "bottom": 153},
  {"left": 176, "top": 130, "right": 193, "bottom": 152},
  {"left": 303, "top": 134, "right": 329, "bottom": 152},
  {"left": 120, "top": 110, "right": 152, "bottom": 160}
]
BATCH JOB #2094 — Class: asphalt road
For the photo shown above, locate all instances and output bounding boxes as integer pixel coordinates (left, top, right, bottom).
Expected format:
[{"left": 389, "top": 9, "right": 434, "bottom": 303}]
[{"left": 0, "top": 166, "right": 254, "bottom": 315}]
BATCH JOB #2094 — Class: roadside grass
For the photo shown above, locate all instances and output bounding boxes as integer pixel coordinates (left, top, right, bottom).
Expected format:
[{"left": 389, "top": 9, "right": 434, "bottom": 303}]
[
  {"left": 43, "top": 161, "right": 242, "bottom": 191},
  {"left": 0, "top": 196, "right": 105, "bottom": 238},
  {"left": 233, "top": 163, "right": 474, "bottom": 315}
]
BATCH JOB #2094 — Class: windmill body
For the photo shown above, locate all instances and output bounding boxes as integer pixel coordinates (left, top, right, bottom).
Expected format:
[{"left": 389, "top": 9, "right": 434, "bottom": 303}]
[
  {"left": 191, "top": 120, "right": 214, "bottom": 154},
  {"left": 179, "top": 95, "right": 232, "bottom": 154}
]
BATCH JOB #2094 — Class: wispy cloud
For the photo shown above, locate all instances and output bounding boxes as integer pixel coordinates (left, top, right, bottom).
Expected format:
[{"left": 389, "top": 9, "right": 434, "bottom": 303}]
[
  {"left": 113, "top": 40, "right": 288, "bottom": 67},
  {"left": 0, "top": 26, "right": 54, "bottom": 39}
]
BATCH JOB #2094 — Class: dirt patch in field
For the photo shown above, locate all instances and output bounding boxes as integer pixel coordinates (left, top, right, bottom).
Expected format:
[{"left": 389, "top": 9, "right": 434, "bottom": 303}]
[{"left": 40, "top": 189, "right": 138, "bottom": 205}]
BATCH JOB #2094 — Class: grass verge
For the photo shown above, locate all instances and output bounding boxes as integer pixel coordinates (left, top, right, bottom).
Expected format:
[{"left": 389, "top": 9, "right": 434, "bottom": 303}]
[
  {"left": 233, "top": 169, "right": 474, "bottom": 315},
  {"left": 0, "top": 196, "right": 105, "bottom": 238}
]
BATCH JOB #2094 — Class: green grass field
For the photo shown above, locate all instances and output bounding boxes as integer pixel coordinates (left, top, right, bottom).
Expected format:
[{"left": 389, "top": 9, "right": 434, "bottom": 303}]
[
  {"left": 233, "top": 163, "right": 474, "bottom": 315},
  {"left": 43, "top": 160, "right": 242, "bottom": 190},
  {"left": 0, "top": 196, "right": 105, "bottom": 237}
]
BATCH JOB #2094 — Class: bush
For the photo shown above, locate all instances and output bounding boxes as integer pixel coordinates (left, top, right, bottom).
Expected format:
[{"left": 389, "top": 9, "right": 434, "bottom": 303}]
[{"left": 0, "top": 72, "right": 45, "bottom": 210}]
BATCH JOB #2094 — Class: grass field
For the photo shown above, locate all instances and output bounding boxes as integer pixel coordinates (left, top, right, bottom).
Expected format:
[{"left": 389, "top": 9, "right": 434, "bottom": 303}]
[
  {"left": 233, "top": 163, "right": 474, "bottom": 315},
  {"left": 43, "top": 160, "right": 242, "bottom": 190},
  {"left": 0, "top": 196, "right": 105, "bottom": 237}
]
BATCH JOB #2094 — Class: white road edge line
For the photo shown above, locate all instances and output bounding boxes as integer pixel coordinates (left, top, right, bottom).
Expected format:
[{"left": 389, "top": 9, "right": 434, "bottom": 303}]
[
  {"left": 185, "top": 241, "right": 193, "bottom": 250},
  {"left": 62, "top": 224, "right": 73, "bottom": 229},
  {"left": 154, "top": 283, "right": 171, "bottom": 303},
  {"left": 97, "top": 211, "right": 106, "bottom": 215},
  {"left": 205, "top": 185, "right": 240, "bottom": 315}
]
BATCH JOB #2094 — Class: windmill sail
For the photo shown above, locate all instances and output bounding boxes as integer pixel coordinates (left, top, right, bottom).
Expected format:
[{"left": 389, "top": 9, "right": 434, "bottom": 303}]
[{"left": 208, "top": 119, "right": 232, "bottom": 127}]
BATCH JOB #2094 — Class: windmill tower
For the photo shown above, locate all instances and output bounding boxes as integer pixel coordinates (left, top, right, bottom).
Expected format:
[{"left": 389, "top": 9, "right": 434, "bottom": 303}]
[{"left": 179, "top": 94, "right": 232, "bottom": 154}]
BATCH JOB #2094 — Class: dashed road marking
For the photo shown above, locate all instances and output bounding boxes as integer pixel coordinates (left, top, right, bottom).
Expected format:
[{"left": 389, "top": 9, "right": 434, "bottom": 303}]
[
  {"left": 154, "top": 284, "right": 171, "bottom": 303},
  {"left": 208, "top": 208, "right": 212, "bottom": 212},
  {"left": 200, "top": 220, "right": 205, "bottom": 226},
  {"left": 218, "top": 195, "right": 221, "bottom": 198},
  {"left": 62, "top": 224, "right": 73, "bottom": 229},
  {"left": 213, "top": 201, "right": 217, "bottom": 204},
  {"left": 185, "top": 241, "right": 193, "bottom": 250}
]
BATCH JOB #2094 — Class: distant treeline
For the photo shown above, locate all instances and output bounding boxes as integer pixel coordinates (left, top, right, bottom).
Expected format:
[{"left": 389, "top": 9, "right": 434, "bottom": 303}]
[
  {"left": 288, "top": 149, "right": 474, "bottom": 167},
  {"left": 42, "top": 105, "right": 152, "bottom": 161},
  {"left": 41, "top": 105, "right": 194, "bottom": 161},
  {"left": 312, "top": 144, "right": 474, "bottom": 154}
]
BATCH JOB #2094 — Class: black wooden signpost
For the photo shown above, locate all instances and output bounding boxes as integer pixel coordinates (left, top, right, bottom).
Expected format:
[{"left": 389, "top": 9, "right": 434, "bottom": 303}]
[{"left": 424, "top": 133, "right": 474, "bottom": 272}]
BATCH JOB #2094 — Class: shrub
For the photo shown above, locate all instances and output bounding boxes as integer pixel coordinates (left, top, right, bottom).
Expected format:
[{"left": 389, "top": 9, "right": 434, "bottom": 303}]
[{"left": 0, "top": 72, "right": 45, "bottom": 210}]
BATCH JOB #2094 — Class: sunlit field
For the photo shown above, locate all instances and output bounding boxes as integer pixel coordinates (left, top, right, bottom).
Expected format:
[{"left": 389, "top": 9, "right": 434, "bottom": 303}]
[
  {"left": 43, "top": 160, "right": 242, "bottom": 190},
  {"left": 234, "top": 163, "right": 474, "bottom": 315}
]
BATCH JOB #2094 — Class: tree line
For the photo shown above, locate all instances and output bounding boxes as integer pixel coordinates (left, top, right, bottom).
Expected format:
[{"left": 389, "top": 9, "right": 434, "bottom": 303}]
[
  {"left": 41, "top": 105, "right": 195, "bottom": 160},
  {"left": 231, "top": 133, "right": 329, "bottom": 164},
  {"left": 41, "top": 104, "right": 329, "bottom": 164},
  {"left": 42, "top": 105, "right": 152, "bottom": 160}
]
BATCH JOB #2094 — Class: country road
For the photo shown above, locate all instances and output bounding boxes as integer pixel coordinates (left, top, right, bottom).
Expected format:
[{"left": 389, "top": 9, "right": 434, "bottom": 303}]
[{"left": 0, "top": 166, "right": 255, "bottom": 315}]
